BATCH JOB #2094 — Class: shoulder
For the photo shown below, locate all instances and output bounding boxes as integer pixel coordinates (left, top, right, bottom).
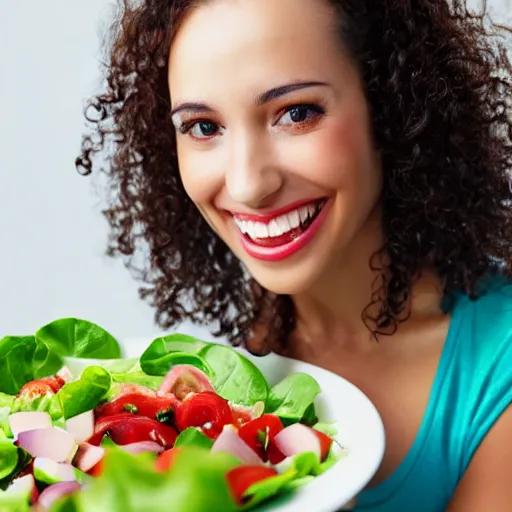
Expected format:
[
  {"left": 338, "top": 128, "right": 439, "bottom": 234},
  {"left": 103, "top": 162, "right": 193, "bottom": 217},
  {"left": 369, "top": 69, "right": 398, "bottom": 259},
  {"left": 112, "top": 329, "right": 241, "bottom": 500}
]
[{"left": 448, "top": 273, "right": 512, "bottom": 472}]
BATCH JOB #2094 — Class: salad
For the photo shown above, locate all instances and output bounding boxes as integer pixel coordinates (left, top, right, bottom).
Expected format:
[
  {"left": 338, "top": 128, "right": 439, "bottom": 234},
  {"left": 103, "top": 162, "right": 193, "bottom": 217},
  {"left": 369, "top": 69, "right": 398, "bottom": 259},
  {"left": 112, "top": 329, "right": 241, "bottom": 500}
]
[{"left": 0, "top": 318, "right": 345, "bottom": 512}]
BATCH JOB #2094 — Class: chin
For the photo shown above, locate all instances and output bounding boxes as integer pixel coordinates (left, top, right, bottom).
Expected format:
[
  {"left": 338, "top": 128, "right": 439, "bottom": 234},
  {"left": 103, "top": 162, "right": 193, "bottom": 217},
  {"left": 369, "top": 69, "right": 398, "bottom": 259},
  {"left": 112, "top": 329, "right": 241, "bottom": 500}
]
[{"left": 242, "top": 259, "right": 328, "bottom": 296}]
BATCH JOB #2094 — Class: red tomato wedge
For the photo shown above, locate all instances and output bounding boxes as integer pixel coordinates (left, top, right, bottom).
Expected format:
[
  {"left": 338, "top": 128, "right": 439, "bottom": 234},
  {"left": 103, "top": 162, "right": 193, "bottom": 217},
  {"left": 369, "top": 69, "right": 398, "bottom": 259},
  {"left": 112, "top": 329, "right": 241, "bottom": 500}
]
[
  {"left": 87, "top": 413, "right": 178, "bottom": 448},
  {"left": 174, "top": 392, "right": 233, "bottom": 439},
  {"left": 226, "top": 465, "right": 279, "bottom": 505},
  {"left": 154, "top": 447, "right": 183, "bottom": 472},
  {"left": 312, "top": 428, "right": 333, "bottom": 461},
  {"left": 18, "top": 376, "right": 65, "bottom": 398},
  {"left": 94, "top": 392, "right": 178, "bottom": 421},
  {"left": 238, "top": 415, "right": 286, "bottom": 464}
]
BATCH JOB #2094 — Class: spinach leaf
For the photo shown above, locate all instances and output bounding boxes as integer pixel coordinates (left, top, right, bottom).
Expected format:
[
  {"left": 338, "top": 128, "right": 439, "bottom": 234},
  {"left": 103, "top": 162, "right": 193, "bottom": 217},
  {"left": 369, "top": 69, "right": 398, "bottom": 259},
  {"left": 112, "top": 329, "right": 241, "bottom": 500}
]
[
  {"left": 265, "top": 373, "right": 321, "bottom": 422},
  {"left": 174, "top": 428, "right": 214, "bottom": 450},
  {"left": 198, "top": 344, "right": 269, "bottom": 406},
  {"left": 0, "top": 437, "right": 18, "bottom": 480},
  {"left": 57, "top": 367, "right": 112, "bottom": 419},
  {"left": 51, "top": 447, "right": 240, "bottom": 512},
  {"left": 0, "top": 337, "right": 38, "bottom": 394},
  {"left": 35, "top": 318, "right": 121, "bottom": 361},
  {"left": 140, "top": 334, "right": 210, "bottom": 376}
]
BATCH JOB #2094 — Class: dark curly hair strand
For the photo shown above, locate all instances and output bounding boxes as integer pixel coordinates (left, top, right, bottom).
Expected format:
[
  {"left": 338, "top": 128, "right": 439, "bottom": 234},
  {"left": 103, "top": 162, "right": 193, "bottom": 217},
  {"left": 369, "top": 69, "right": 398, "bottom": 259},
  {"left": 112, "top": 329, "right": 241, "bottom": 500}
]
[{"left": 76, "top": 0, "right": 512, "bottom": 354}]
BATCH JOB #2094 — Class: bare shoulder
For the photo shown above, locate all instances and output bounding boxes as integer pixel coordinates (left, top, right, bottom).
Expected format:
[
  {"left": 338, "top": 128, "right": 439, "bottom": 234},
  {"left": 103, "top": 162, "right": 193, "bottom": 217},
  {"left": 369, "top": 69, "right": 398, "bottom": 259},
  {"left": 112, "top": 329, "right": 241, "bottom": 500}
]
[{"left": 447, "top": 404, "right": 512, "bottom": 511}]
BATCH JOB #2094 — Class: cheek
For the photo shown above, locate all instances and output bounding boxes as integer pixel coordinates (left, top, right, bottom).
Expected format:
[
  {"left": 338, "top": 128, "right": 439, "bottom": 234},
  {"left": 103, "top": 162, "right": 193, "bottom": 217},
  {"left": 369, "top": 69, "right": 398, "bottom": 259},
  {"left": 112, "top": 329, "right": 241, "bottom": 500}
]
[
  {"left": 291, "top": 109, "right": 379, "bottom": 192},
  {"left": 177, "top": 147, "right": 223, "bottom": 206}
]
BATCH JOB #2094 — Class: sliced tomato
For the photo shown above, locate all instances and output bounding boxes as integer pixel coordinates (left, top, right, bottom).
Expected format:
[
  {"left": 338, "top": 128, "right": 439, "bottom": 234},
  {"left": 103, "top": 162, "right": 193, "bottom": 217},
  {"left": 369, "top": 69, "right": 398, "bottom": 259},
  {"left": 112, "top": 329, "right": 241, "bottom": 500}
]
[
  {"left": 238, "top": 414, "right": 285, "bottom": 464},
  {"left": 175, "top": 392, "right": 233, "bottom": 439},
  {"left": 312, "top": 428, "right": 333, "bottom": 461},
  {"left": 226, "top": 465, "right": 279, "bottom": 505},
  {"left": 88, "top": 458, "right": 105, "bottom": 478},
  {"left": 18, "top": 376, "right": 65, "bottom": 398},
  {"left": 154, "top": 447, "right": 183, "bottom": 473},
  {"left": 87, "top": 413, "right": 178, "bottom": 448},
  {"left": 95, "top": 392, "right": 178, "bottom": 421}
]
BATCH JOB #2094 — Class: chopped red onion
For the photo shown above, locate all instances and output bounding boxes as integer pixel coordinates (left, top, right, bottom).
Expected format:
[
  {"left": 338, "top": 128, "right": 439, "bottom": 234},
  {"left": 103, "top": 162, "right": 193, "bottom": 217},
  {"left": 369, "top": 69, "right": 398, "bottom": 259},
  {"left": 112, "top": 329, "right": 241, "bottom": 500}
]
[
  {"left": 121, "top": 441, "right": 165, "bottom": 455},
  {"left": 38, "top": 481, "right": 81, "bottom": 510},
  {"left": 211, "top": 425, "right": 264, "bottom": 465},
  {"left": 274, "top": 423, "right": 321, "bottom": 459},
  {"left": 8, "top": 411, "right": 52, "bottom": 439},
  {"left": 17, "top": 427, "right": 78, "bottom": 462},
  {"left": 72, "top": 442, "right": 105, "bottom": 473},
  {"left": 65, "top": 410, "right": 95, "bottom": 442}
]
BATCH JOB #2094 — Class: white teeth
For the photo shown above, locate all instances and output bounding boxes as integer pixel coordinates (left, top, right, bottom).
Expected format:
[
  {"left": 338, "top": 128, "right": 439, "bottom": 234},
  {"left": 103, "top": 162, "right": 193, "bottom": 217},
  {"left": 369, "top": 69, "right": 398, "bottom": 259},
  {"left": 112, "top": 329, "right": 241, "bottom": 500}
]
[
  {"left": 299, "top": 207, "right": 309, "bottom": 224},
  {"left": 268, "top": 219, "right": 281, "bottom": 237},
  {"left": 287, "top": 210, "right": 301, "bottom": 229},
  {"left": 276, "top": 216, "right": 291, "bottom": 235},
  {"left": 234, "top": 201, "right": 324, "bottom": 240}
]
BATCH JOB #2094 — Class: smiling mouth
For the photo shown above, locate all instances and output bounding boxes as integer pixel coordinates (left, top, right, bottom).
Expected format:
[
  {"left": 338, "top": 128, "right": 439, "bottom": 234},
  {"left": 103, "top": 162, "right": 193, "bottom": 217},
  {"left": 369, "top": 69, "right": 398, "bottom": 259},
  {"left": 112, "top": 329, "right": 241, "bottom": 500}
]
[{"left": 233, "top": 199, "right": 327, "bottom": 247}]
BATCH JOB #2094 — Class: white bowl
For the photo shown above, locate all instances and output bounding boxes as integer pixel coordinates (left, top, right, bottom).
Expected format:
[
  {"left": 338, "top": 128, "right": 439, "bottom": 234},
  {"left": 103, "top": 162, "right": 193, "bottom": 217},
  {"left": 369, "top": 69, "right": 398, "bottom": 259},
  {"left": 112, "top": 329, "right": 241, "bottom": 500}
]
[{"left": 122, "top": 338, "right": 385, "bottom": 512}]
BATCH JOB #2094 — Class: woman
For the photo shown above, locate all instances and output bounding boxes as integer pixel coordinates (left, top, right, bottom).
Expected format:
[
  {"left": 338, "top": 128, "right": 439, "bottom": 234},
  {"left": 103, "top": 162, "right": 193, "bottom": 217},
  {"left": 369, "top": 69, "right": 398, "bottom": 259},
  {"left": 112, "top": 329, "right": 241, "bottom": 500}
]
[{"left": 77, "top": 0, "right": 512, "bottom": 510}]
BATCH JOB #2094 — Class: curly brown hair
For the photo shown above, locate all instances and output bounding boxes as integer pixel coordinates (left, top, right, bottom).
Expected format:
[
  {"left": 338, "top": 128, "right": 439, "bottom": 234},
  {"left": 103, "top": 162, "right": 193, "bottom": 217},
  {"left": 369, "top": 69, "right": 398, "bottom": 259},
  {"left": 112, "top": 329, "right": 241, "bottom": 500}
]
[{"left": 76, "top": 0, "right": 512, "bottom": 354}]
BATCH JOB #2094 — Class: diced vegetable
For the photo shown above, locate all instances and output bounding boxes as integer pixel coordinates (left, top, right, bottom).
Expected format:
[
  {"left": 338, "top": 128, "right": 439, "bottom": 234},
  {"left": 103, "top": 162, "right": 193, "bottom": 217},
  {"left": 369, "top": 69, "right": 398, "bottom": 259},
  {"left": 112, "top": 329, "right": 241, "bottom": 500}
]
[
  {"left": 65, "top": 410, "right": 95, "bottom": 442},
  {"left": 121, "top": 441, "right": 164, "bottom": 455},
  {"left": 175, "top": 392, "right": 233, "bottom": 439},
  {"left": 88, "top": 413, "right": 178, "bottom": 448},
  {"left": 238, "top": 414, "right": 286, "bottom": 464},
  {"left": 38, "top": 481, "right": 81, "bottom": 510},
  {"left": 274, "top": 423, "right": 324, "bottom": 460},
  {"left": 94, "top": 390, "right": 177, "bottom": 421},
  {"left": 72, "top": 443, "right": 105, "bottom": 473},
  {"left": 212, "top": 425, "right": 264, "bottom": 465},
  {"left": 17, "top": 427, "right": 78, "bottom": 462},
  {"left": 226, "top": 465, "right": 279, "bottom": 505},
  {"left": 8, "top": 411, "right": 52, "bottom": 439},
  {"left": 33, "top": 457, "right": 76, "bottom": 484}
]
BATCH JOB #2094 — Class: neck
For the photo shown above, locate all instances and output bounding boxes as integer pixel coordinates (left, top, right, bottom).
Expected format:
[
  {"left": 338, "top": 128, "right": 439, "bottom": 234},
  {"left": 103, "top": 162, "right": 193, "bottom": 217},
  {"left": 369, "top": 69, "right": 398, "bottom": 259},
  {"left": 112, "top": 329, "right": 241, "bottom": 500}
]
[{"left": 289, "top": 212, "right": 443, "bottom": 354}]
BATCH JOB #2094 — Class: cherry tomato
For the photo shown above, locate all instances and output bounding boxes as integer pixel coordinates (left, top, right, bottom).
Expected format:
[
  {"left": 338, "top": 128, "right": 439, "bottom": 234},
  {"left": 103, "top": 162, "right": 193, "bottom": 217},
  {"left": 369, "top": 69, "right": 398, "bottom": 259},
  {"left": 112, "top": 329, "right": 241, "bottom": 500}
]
[
  {"left": 312, "top": 428, "right": 333, "bottom": 461},
  {"left": 95, "top": 392, "right": 178, "bottom": 421},
  {"left": 87, "top": 413, "right": 178, "bottom": 448},
  {"left": 18, "top": 376, "right": 65, "bottom": 398},
  {"left": 154, "top": 447, "right": 183, "bottom": 472},
  {"left": 238, "top": 415, "right": 286, "bottom": 464},
  {"left": 226, "top": 465, "right": 279, "bottom": 505},
  {"left": 175, "top": 392, "right": 233, "bottom": 439}
]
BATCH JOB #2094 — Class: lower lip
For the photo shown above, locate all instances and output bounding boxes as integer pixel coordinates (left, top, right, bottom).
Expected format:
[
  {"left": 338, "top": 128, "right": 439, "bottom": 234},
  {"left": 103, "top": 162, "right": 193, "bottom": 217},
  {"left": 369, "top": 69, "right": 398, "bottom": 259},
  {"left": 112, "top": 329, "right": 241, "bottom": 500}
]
[{"left": 237, "top": 200, "right": 332, "bottom": 262}]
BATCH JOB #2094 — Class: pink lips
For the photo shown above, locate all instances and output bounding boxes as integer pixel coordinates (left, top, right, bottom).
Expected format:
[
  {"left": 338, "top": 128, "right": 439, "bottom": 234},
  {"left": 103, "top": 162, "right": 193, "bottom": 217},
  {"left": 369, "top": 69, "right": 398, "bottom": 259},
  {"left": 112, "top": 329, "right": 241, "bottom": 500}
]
[{"left": 235, "top": 199, "right": 331, "bottom": 262}]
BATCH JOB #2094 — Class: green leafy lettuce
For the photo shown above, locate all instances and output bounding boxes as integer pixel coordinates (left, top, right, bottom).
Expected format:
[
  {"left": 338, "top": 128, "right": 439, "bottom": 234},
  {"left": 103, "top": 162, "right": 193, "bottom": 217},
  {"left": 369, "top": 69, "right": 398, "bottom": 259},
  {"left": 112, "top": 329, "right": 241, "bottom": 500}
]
[
  {"left": 265, "top": 373, "right": 321, "bottom": 424},
  {"left": 0, "top": 318, "right": 121, "bottom": 395},
  {"left": 56, "top": 366, "right": 112, "bottom": 419},
  {"left": 51, "top": 447, "right": 240, "bottom": 512}
]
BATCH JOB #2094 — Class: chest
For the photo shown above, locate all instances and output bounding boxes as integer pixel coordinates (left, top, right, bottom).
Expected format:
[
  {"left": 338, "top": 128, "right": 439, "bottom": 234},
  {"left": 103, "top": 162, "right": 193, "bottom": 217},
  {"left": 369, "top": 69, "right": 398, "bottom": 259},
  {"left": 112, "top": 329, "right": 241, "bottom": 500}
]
[{"left": 288, "top": 323, "right": 448, "bottom": 486}]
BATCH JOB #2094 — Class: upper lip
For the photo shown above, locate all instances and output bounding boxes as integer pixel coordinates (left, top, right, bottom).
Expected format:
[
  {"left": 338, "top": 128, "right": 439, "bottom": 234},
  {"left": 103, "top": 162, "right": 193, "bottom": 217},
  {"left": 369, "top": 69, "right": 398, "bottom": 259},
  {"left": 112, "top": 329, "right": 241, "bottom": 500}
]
[{"left": 230, "top": 198, "right": 327, "bottom": 223}]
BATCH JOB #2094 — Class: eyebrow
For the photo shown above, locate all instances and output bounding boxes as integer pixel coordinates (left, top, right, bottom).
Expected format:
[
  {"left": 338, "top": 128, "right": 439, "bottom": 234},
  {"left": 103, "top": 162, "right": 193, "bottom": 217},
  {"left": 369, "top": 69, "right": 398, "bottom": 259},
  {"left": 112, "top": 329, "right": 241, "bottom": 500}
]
[{"left": 170, "top": 80, "right": 330, "bottom": 117}]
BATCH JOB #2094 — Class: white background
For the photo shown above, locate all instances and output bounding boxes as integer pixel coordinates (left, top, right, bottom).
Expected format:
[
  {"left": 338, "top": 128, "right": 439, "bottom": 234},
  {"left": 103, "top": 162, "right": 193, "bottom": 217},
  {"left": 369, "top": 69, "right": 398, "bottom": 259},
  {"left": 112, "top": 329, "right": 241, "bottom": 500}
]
[{"left": 0, "top": 0, "right": 510, "bottom": 342}]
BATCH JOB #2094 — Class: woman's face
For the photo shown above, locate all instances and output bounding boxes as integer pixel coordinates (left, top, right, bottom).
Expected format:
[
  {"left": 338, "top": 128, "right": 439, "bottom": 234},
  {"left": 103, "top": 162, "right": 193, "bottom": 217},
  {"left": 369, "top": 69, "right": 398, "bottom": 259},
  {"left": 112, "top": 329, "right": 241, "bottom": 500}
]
[{"left": 168, "top": 0, "right": 381, "bottom": 295}]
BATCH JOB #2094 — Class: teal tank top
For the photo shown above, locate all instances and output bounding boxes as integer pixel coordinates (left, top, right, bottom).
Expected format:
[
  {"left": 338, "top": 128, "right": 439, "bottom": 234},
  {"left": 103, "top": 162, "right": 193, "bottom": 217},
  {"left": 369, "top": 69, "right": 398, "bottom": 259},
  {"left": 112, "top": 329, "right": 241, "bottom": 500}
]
[{"left": 353, "top": 277, "right": 512, "bottom": 511}]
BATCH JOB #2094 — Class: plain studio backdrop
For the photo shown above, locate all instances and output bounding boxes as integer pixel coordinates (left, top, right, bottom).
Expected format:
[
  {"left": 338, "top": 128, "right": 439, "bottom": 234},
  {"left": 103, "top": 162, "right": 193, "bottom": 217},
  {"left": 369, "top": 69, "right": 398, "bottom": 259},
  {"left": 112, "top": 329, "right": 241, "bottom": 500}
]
[{"left": 0, "top": 0, "right": 511, "bottom": 345}]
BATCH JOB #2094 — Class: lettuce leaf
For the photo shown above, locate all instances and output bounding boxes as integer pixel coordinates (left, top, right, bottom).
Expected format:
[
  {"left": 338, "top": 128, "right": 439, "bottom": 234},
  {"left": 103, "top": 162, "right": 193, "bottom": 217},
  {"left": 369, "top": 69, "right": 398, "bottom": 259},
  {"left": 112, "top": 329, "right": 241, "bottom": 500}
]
[
  {"left": 198, "top": 344, "right": 269, "bottom": 405},
  {"left": 265, "top": 373, "right": 321, "bottom": 423},
  {"left": 140, "top": 335, "right": 210, "bottom": 376},
  {"left": 51, "top": 447, "right": 240, "bottom": 512},
  {"left": 56, "top": 366, "right": 112, "bottom": 419}
]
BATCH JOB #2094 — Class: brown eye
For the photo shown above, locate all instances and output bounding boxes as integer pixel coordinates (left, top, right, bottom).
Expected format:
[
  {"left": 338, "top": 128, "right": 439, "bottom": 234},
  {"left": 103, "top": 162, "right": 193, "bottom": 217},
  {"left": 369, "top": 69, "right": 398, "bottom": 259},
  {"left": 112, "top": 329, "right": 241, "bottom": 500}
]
[
  {"left": 190, "top": 121, "right": 220, "bottom": 139},
  {"left": 277, "top": 104, "right": 325, "bottom": 126}
]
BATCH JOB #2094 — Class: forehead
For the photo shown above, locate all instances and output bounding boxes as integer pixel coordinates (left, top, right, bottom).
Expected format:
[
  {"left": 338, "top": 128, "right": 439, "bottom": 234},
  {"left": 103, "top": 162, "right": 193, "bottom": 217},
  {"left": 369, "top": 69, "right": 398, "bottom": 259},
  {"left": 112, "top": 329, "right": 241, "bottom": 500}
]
[{"left": 168, "top": 0, "right": 348, "bottom": 102}]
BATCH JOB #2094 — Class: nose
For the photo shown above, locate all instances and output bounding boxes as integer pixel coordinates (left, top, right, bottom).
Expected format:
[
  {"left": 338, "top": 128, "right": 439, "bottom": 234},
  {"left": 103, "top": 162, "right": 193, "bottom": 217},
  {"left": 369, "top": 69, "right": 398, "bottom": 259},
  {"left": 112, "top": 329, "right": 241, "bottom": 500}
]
[{"left": 225, "top": 129, "right": 283, "bottom": 208}]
